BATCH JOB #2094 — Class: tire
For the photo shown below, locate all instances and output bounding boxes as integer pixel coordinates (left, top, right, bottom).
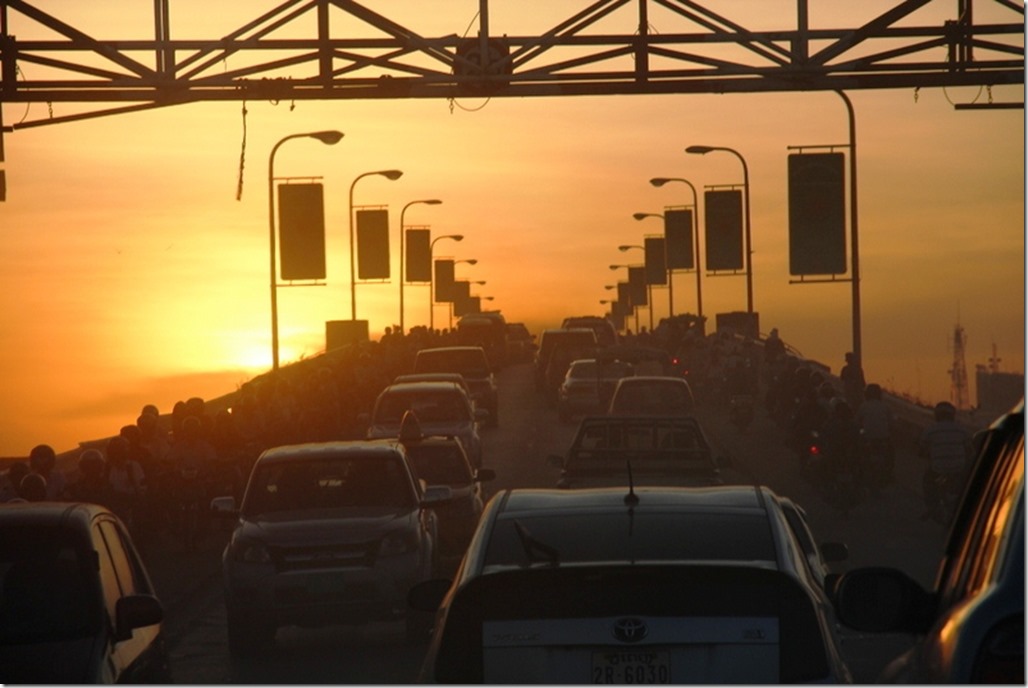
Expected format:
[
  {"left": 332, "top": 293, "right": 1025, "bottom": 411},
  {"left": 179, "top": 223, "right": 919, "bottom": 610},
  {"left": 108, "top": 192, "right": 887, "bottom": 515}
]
[{"left": 227, "top": 610, "right": 276, "bottom": 658}]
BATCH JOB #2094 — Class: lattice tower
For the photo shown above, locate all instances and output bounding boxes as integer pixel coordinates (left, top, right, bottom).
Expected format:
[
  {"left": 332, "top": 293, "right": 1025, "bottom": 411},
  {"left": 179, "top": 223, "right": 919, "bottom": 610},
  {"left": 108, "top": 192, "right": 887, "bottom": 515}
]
[{"left": 949, "top": 323, "right": 969, "bottom": 410}]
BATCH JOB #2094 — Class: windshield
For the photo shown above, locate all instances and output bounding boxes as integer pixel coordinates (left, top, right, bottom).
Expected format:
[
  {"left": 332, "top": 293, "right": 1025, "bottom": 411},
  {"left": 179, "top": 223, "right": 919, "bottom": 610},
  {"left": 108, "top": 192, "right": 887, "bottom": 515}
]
[
  {"left": 407, "top": 444, "right": 474, "bottom": 485},
  {"left": 0, "top": 527, "right": 100, "bottom": 645},
  {"left": 416, "top": 350, "right": 490, "bottom": 378},
  {"left": 244, "top": 455, "right": 416, "bottom": 516}
]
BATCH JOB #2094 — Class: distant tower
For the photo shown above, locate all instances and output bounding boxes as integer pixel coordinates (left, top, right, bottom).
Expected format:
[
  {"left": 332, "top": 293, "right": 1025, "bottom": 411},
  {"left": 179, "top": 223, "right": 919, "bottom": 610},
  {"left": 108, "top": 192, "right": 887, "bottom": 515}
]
[{"left": 949, "top": 323, "right": 969, "bottom": 410}]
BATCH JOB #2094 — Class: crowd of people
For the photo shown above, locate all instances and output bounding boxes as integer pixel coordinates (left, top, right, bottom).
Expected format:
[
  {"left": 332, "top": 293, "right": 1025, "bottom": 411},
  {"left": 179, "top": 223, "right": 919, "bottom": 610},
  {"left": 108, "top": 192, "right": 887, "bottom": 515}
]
[{"left": 2, "top": 317, "right": 975, "bottom": 532}]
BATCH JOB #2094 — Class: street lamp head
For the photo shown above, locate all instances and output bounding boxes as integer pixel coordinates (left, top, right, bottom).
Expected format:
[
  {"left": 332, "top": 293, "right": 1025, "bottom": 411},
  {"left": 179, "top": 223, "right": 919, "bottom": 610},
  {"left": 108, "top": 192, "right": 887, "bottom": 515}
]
[
  {"left": 609, "top": 264, "right": 623, "bottom": 271},
  {"left": 451, "top": 234, "right": 464, "bottom": 242},
  {"left": 649, "top": 177, "right": 670, "bottom": 187},
  {"left": 424, "top": 199, "right": 443, "bottom": 205},
  {"left": 310, "top": 130, "right": 344, "bottom": 145},
  {"left": 632, "top": 212, "right": 648, "bottom": 221},
  {"left": 377, "top": 169, "right": 404, "bottom": 180},
  {"left": 686, "top": 145, "right": 714, "bottom": 155},
  {"left": 464, "top": 259, "right": 478, "bottom": 265},
  {"left": 617, "top": 245, "right": 634, "bottom": 252}
]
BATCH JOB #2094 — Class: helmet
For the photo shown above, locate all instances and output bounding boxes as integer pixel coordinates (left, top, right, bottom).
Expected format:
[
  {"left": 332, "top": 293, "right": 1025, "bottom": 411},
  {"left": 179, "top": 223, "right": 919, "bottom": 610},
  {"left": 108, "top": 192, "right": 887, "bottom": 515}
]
[
  {"left": 78, "top": 449, "right": 105, "bottom": 476},
  {"left": 934, "top": 401, "right": 957, "bottom": 421}
]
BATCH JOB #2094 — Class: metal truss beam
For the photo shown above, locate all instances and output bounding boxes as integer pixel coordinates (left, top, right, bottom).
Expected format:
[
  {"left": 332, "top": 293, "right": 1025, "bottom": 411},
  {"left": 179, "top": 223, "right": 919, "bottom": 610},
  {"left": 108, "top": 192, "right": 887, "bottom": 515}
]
[{"left": 0, "top": 0, "right": 1023, "bottom": 130}]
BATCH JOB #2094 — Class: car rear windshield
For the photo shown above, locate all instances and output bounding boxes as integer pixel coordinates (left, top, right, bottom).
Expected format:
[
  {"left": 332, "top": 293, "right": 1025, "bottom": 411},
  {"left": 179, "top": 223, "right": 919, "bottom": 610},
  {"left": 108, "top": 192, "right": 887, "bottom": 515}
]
[
  {"left": 244, "top": 455, "right": 415, "bottom": 516},
  {"left": 416, "top": 350, "right": 489, "bottom": 377},
  {"left": 483, "top": 512, "right": 776, "bottom": 569},
  {"left": 0, "top": 527, "right": 100, "bottom": 643},
  {"left": 376, "top": 390, "right": 470, "bottom": 424}
]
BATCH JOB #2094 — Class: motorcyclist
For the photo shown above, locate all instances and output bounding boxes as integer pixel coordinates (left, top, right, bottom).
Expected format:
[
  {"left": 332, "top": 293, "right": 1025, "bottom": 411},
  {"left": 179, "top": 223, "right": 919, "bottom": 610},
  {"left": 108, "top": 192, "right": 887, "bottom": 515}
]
[
  {"left": 856, "top": 383, "right": 895, "bottom": 488},
  {"left": 918, "top": 401, "right": 973, "bottom": 521}
]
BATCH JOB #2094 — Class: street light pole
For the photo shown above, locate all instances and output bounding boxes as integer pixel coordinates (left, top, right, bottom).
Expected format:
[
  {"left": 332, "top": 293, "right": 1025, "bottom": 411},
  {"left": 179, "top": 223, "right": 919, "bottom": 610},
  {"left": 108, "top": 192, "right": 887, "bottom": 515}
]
[
  {"left": 399, "top": 198, "right": 442, "bottom": 335},
  {"left": 686, "top": 145, "right": 753, "bottom": 314},
  {"left": 649, "top": 177, "right": 703, "bottom": 320},
  {"left": 268, "top": 129, "right": 343, "bottom": 371},
  {"left": 349, "top": 168, "right": 403, "bottom": 321},
  {"left": 428, "top": 234, "right": 464, "bottom": 330}
]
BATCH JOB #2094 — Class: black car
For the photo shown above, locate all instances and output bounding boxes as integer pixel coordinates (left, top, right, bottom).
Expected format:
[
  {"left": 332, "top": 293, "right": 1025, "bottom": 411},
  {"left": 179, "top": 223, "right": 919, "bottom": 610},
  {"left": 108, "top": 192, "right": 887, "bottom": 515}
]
[{"left": 0, "top": 502, "right": 170, "bottom": 684}]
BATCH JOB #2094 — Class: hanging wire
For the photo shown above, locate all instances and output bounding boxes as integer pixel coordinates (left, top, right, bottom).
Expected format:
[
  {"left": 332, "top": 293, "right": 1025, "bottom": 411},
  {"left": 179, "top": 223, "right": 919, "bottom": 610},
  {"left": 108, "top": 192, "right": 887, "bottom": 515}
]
[
  {"left": 14, "top": 66, "right": 31, "bottom": 124},
  {"left": 448, "top": 9, "right": 491, "bottom": 115},
  {"left": 235, "top": 100, "right": 248, "bottom": 201}
]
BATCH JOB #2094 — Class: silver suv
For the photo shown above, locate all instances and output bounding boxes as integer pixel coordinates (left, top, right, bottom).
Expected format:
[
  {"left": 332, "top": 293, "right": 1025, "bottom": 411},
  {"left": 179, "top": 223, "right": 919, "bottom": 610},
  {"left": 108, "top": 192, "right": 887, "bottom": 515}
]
[{"left": 217, "top": 440, "right": 450, "bottom": 655}]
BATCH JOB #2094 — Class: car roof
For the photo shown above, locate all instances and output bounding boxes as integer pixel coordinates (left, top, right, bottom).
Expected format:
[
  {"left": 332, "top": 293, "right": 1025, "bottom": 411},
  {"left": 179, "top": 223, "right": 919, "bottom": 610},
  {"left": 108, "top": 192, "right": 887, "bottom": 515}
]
[
  {"left": 616, "top": 375, "right": 689, "bottom": 384},
  {"left": 257, "top": 440, "right": 404, "bottom": 464},
  {"left": 0, "top": 500, "right": 109, "bottom": 527},
  {"left": 416, "top": 346, "right": 486, "bottom": 354},
  {"left": 380, "top": 381, "right": 467, "bottom": 394}
]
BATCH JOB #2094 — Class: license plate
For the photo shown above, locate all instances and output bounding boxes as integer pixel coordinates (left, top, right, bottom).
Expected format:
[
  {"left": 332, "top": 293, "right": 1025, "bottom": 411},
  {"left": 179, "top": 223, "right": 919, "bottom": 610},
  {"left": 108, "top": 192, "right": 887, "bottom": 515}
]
[{"left": 592, "top": 651, "right": 670, "bottom": 684}]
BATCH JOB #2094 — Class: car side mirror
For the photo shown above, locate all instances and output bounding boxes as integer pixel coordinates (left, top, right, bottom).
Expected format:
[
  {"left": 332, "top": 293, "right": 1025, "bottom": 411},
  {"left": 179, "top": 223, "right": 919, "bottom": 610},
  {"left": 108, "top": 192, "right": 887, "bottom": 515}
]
[
  {"left": 115, "top": 594, "right": 164, "bottom": 641},
  {"left": 210, "top": 495, "right": 238, "bottom": 516},
  {"left": 422, "top": 485, "right": 454, "bottom": 506},
  {"left": 831, "top": 567, "right": 934, "bottom": 634}
]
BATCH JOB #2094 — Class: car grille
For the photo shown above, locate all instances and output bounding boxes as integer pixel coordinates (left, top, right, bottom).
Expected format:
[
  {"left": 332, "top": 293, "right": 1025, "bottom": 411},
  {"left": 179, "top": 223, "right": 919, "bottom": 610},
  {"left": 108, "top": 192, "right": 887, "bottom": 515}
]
[{"left": 271, "top": 541, "right": 376, "bottom": 572}]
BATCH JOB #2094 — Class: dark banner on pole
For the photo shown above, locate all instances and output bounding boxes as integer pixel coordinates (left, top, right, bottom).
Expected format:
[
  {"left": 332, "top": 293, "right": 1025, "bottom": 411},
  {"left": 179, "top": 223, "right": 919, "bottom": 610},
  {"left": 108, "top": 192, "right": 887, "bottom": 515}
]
[
  {"left": 664, "top": 208, "right": 694, "bottom": 270},
  {"left": 456, "top": 294, "right": 481, "bottom": 317},
  {"left": 405, "top": 228, "right": 431, "bottom": 282},
  {"left": 278, "top": 183, "right": 326, "bottom": 281},
  {"left": 644, "top": 236, "right": 667, "bottom": 285},
  {"left": 704, "top": 189, "right": 743, "bottom": 271},
  {"left": 452, "top": 281, "right": 472, "bottom": 315},
  {"left": 356, "top": 208, "right": 390, "bottom": 280},
  {"left": 628, "top": 266, "right": 648, "bottom": 306},
  {"left": 434, "top": 259, "right": 455, "bottom": 302},
  {"left": 617, "top": 282, "right": 632, "bottom": 309},
  {"left": 788, "top": 152, "right": 847, "bottom": 276}
]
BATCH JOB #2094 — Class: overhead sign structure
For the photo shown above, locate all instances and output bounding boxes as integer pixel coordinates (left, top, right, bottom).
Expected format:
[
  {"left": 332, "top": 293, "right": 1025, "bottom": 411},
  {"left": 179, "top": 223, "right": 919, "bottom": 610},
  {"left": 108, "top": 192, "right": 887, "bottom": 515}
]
[
  {"left": 405, "top": 228, "right": 432, "bottom": 282},
  {"left": 356, "top": 208, "right": 390, "bottom": 280},
  {"left": 788, "top": 152, "right": 847, "bottom": 276},
  {"left": 704, "top": 189, "right": 744, "bottom": 271},
  {"left": 664, "top": 208, "right": 695, "bottom": 270},
  {"left": 278, "top": 182, "right": 326, "bottom": 281}
]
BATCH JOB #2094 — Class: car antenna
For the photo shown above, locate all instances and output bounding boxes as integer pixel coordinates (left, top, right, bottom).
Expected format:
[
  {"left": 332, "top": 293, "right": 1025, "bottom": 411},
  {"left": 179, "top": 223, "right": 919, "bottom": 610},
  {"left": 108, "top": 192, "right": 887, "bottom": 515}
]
[{"left": 624, "top": 460, "right": 639, "bottom": 507}]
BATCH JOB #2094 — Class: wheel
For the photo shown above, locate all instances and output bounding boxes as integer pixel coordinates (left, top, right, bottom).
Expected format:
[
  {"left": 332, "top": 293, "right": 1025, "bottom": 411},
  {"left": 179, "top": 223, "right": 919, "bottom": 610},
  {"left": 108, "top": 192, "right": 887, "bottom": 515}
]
[{"left": 227, "top": 609, "right": 276, "bottom": 658}]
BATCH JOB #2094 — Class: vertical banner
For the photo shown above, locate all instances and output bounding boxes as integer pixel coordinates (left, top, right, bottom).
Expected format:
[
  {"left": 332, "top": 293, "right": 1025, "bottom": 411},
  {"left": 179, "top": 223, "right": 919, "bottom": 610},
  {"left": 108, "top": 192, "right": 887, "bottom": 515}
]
[
  {"left": 704, "top": 189, "right": 744, "bottom": 271},
  {"left": 617, "top": 282, "right": 632, "bottom": 309},
  {"left": 405, "top": 228, "right": 432, "bottom": 282},
  {"left": 788, "top": 152, "right": 847, "bottom": 276},
  {"left": 452, "top": 280, "right": 473, "bottom": 315},
  {"left": 356, "top": 208, "right": 390, "bottom": 280},
  {"left": 434, "top": 259, "right": 456, "bottom": 302},
  {"left": 644, "top": 236, "right": 667, "bottom": 285},
  {"left": 664, "top": 208, "right": 694, "bottom": 270},
  {"left": 609, "top": 308, "right": 625, "bottom": 332},
  {"left": 628, "top": 266, "right": 648, "bottom": 306},
  {"left": 278, "top": 183, "right": 326, "bottom": 281}
]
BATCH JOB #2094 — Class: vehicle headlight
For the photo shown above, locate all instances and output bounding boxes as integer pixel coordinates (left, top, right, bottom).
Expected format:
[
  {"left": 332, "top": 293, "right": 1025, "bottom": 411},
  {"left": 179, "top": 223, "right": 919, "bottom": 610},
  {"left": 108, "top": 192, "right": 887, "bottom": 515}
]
[
  {"left": 379, "top": 530, "right": 418, "bottom": 557},
  {"left": 229, "top": 537, "right": 272, "bottom": 564}
]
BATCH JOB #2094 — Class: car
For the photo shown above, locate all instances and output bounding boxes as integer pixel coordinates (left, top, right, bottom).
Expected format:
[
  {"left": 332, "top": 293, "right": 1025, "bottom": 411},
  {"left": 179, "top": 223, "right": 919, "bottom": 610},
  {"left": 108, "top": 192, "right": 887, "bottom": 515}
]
[
  {"left": 411, "top": 485, "right": 852, "bottom": 684},
  {"left": 607, "top": 375, "right": 696, "bottom": 417},
  {"left": 398, "top": 412, "right": 496, "bottom": 571},
  {"left": 215, "top": 440, "right": 452, "bottom": 655},
  {"left": 366, "top": 381, "right": 486, "bottom": 467},
  {"left": 549, "top": 415, "right": 726, "bottom": 489},
  {"left": 414, "top": 346, "right": 499, "bottom": 428},
  {"left": 504, "top": 322, "right": 537, "bottom": 363},
  {"left": 556, "top": 358, "right": 635, "bottom": 422},
  {"left": 561, "top": 315, "right": 620, "bottom": 347},
  {"left": 456, "top": 311, "right": 509, "bottom": 370},
  {"left": 535, "top": 328, "right": 598, "bottom": 392},
  {"left": 830, "top": 400, "right": 1024, "bottom": 683},
  {"left": 0, "top": 501, "right": 171, "bottom": 684}
]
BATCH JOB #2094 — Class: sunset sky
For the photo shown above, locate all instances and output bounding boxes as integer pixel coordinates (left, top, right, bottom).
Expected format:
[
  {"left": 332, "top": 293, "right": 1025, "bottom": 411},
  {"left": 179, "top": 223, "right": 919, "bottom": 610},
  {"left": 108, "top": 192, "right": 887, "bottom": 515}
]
[{"left": 0, "top": 2, "right": 1023, "bottom": 456}]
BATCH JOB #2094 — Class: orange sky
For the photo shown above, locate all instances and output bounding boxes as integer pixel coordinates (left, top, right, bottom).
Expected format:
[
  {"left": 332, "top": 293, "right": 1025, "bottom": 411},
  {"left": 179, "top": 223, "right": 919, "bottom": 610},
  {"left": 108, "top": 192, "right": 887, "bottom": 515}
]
[{"left": 0, "top": 2, "right": 1023, "bottom": 456}]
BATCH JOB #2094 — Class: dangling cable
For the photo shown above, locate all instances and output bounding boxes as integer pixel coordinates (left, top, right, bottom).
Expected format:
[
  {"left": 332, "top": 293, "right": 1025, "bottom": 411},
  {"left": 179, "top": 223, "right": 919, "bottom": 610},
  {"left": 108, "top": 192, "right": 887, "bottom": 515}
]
[{"left": 235, "top": 100, "right": 248, "bottom": 201}]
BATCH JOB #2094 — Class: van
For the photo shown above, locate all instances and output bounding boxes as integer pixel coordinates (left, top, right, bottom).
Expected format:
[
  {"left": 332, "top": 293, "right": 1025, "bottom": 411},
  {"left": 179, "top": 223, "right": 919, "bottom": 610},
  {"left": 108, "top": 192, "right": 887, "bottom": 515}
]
[{"left": 534, "top": 328, "right": 598, "bottom": 392}]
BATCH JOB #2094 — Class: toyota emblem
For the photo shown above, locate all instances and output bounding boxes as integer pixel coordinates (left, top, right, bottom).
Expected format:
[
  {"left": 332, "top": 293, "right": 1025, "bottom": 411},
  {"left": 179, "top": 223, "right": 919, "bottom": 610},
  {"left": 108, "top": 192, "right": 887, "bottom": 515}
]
[{"left": 611, "top": 618, "right": 648, "bottom": 643}]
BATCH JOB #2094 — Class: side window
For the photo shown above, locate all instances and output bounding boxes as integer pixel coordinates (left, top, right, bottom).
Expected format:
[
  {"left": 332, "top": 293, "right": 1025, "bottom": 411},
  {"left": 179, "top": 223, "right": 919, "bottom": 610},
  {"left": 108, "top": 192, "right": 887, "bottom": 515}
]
[
  {"left": 967, "top": 441, "right": 1024, "bottom": 595},
  {"left": 93, "top": 523, "right": 122, "bottom": 621},
  {"left": 97, "top": 519, "right": 142, "bottom": 597}
]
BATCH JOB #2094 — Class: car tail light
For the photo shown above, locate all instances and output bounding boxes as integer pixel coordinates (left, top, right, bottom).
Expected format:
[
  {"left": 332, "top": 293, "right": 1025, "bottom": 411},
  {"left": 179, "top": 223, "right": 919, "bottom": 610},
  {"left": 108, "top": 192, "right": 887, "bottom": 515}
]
[{"left": 971, "top": 617, "right": 1024, "bottom": 683}]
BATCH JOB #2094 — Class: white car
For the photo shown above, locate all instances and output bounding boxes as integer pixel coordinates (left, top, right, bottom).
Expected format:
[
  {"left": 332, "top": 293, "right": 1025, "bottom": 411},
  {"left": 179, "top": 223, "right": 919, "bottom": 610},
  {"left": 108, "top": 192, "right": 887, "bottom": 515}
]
[
  {"left": 217, "top": 440, "right": 450, "bottom": 655},
  {"left": 411, "top": 485, "right": 852, "bottom": 684},
  {"left": 367, "top": 381, "right": 486, "bottom": 467}
]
